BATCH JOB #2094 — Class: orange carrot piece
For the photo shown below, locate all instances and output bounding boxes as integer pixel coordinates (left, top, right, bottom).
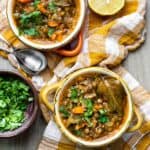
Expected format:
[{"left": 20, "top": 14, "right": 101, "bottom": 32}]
[
  {"left": 17, "top": 0, "right": 32, "bottom": 3},
  {"left": 72, "top": 106, "right": 84, "bottom": 114},
  {"left": 50, "top": 34, "right": 57, "bottom": 41},
  {"left": 94, "top": 104, "right": 102, "bottom": 110},
  {"left": 48, "top": 21, "right": 59, "bottom": 27},
  {"left": 56, "top": 33, "right": 63, "bottom": 41},
  {"left": 37, "top": 3, "right": 48, "bottom": 14}
]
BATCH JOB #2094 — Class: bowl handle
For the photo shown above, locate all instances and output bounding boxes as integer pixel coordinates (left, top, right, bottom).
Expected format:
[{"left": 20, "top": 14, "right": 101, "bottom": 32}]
[
  {"left": 128, "top": 105, "right": 143, "bottom": 132},
  {"left": 40, "top": 81, "right": 63, "bottom": 112},
  {"left": 53, "top": 32, "right": 83, "bottom": 57}
]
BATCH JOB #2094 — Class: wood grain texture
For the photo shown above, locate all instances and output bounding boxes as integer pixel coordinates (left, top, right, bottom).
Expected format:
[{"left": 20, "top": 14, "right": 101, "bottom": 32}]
[{"left": 0, "top": 1, "right": 150, "bottom": 150}]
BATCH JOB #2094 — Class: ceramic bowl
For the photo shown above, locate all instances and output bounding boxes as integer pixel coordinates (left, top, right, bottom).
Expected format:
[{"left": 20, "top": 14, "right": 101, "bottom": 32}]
[
  {"left": 0, "top": 71, "right": 38, "bottom": 138},
  {"left": 40, "top": 67, "right": 143, "bottom": 147},
  {"left": 7, "top": 0, "right": 86, "bottom": 51}
]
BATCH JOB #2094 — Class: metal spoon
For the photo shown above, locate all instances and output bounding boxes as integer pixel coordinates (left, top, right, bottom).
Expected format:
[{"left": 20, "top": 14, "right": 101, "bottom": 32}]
[
  {"left": 131, "top": 131, "right": 150, "bottom": 149},
  {"left": 0, "top": 37, "right": 47, "bottom": 75},
  {"left": 14, "top": 49, "right": 47, "bottom": 75}
]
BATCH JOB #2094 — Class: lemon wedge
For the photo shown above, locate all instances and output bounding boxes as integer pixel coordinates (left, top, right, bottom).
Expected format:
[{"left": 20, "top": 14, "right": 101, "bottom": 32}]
[{"left": 88, "top": 0, "right": 125, "bottom": 16}]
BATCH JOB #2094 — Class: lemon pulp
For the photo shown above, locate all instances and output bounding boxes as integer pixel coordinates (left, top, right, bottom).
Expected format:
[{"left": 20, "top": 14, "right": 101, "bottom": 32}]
[{"left": 88, "top": 0, "right": 125, "bottom": 16}]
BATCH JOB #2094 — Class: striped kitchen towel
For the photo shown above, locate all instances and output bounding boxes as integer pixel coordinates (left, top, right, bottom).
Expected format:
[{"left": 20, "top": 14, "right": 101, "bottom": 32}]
[
  {"left": 0, "top": 0, "right": 149, "bottom": 149},
  {"left": 0, "top": 0, "right": 146, "bottom": 89}
]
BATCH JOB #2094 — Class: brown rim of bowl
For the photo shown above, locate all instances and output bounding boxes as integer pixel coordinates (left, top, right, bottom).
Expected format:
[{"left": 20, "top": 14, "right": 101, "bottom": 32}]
[{"left": 0, "top": 70, "right": 38, "bottom": 138}]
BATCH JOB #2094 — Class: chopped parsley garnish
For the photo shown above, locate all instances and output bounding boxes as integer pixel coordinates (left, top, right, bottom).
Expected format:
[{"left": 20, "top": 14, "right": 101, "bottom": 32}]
[
  {"left": 83, "top": 99, "right": 93, "bottom": 127},
  {"left": 19, "top": 11, "right": 42, "bottom": 36},
  {"left": 59, "top": 106, "right": 70, "bottom": 118},
  {"left": 20, "top": 11, "right": 42, "bottom": 27},
  {"left": 74, "top": 130, "right": 81, "bottom": 136},
  {"left": 33, "top": 0, "right": 41, "bottom": 7},
  {"left": 48, "top": 28, "right": 55, "bottom": 37},
  {"left": 23, "top": 28, "right": 39, "bottom": 36},
  {"left": 99, "top": 109, "right": 109, "bottom": 123},
  {"left": 70, "top": 87, "right": 78, "bottom": 100},
  {"left": 99, "top": 116, "right": 109, "bottom": 123},
  {"left": 48, "top": 1, "right": 57, "bottom": 12},
  {"left": 99, "top": 109, "right": 107, "bottom": 115},
  {"left": 0, "top": 77, "right": 33, "bottom": 132}
]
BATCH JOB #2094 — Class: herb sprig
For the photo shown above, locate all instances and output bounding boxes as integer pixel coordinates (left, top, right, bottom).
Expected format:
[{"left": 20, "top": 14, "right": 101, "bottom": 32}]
[{"left": 0, "top": 77, "right": 33, "bottom": 132}]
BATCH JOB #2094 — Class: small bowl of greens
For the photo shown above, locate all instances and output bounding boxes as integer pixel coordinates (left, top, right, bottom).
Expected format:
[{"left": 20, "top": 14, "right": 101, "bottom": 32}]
[{"left": 0, "top": 71, "right": 38, "bottom": 138}]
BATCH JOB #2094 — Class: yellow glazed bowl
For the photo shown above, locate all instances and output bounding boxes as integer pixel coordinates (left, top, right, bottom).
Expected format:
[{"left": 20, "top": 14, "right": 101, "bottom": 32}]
[
  {"left": 7, "top": 0, "right": 86, "bottom": 50},
  {"left": 40, "top": 67, "right": 143, "bottom": 147}
]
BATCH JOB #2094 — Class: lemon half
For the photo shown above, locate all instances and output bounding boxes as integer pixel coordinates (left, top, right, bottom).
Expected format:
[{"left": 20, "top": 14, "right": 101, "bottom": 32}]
[{"left": 88, "top": 0, "right": 125, "bottom": 16}]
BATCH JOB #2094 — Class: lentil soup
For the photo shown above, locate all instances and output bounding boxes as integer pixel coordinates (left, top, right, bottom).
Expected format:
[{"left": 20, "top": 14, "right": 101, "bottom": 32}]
[
  {"left": 13, "top": 0, "right": 78, "bottom": 43},
  {"left": 59, "top": 74, "right": 127, "bottom": 140}
]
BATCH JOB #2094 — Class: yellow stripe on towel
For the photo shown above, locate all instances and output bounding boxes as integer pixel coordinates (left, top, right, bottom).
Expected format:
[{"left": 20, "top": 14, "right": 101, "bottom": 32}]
[
  {"left": 117, "top": 0, "right": 138, "bottom": 17},
  {"left": 119, "top": 31, "right": 139, "bottom": 45},
  {"left": 1, "top": 29, "right": 17, "bottom": 43},
  {"left": 89, "top": 52, "right": 107, "bottom": 65},
  {"left": 94, "top": 21, "right": 116, "bottom": 36},
  {"left": 64, "top": 56, "right": 78, "bottom": 66}
]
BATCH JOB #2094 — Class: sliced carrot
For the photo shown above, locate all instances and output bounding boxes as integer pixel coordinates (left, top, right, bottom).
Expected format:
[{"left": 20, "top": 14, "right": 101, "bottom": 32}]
[
  {"left": 50, "top": 34, "right": 57, "bottom": 41},
  {"left": 94, "top": 104, "right": 102, "bottom": 110},
  {"left": 48, "top": 21, "right": 59, "bottom": 27},
  {"left": 72, "top": 106, "right": 84, "bottom": 114},
  {"left": 57, "top": 34, "right": 63, "bottom": 41},
  {"left": 17, "top": 0, "right": 32, "bottom": 3},
  {"left": 37, "top": 3, "right": 48, "bottom": 14},
  {"left": 54, "top": 32, "right": 83, "bottom": 57},
  {"left": 56, "top": 31, "right": 63, "bottom": 41}
]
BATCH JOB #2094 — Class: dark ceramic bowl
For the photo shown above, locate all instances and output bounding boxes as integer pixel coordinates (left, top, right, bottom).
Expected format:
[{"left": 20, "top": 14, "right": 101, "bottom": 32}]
[{"left": 0, "top": 70, "right": 38, "bottom": 138}]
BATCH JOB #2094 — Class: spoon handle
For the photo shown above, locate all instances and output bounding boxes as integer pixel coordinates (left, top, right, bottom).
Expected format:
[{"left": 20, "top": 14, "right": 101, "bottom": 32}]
[{"left": 131, "top": 131, "right": 150, "bottom": 149}]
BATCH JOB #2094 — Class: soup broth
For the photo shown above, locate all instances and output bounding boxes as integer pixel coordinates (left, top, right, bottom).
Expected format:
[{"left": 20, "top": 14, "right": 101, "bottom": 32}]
[
  {"left": 59, "top": 74, "right": 126, "bottom": 140},
  {"left": 13, "top": 0, "right": 77, "bottom": 42}
]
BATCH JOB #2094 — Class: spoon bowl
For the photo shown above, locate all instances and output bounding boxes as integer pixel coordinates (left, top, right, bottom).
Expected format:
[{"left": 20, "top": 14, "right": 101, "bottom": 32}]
[
  {"left": 14, "top": 49, "right": 47, "bottom": 75},
  {"left": 0, "top": 37, "right": 47, "bottom": 75}
]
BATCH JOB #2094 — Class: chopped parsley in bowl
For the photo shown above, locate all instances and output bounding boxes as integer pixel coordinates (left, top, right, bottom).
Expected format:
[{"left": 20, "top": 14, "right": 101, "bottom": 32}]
[{"left": 0, "top": 71, "right": 38, "bottom": 138}]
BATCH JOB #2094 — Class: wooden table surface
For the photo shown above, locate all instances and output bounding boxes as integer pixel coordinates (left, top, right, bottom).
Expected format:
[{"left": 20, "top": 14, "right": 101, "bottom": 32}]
[{"left": 0, "top": 2, "right": 149, "bottom": 150}]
